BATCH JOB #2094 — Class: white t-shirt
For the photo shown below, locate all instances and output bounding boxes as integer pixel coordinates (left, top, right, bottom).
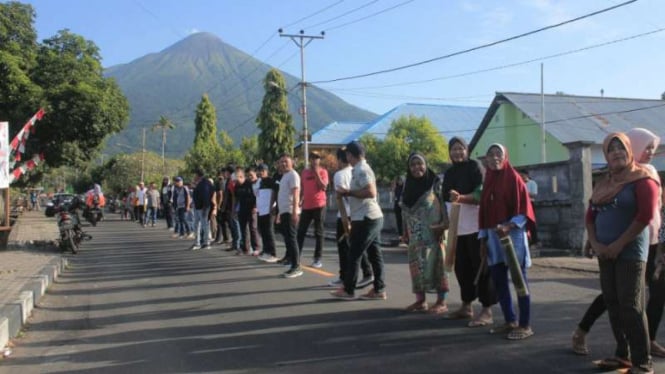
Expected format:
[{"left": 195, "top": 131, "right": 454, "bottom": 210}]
[
  {"left": 349, "top": 160, "right": 383, "bottom": 221},
  {"left": 256, "top": 178, "right": 274, "bottom": 216},
  {"left": 334, "top": 166, "right": 352, "bottom": 218},
  {"left": 277, "top": 170, "right": 300, "bottom": 215},
  {"left": 446, "top": 202, "right": 479, "bottom": 236},
  {"left": 137, "top": 188, "right": 148, "bottom": 205}
]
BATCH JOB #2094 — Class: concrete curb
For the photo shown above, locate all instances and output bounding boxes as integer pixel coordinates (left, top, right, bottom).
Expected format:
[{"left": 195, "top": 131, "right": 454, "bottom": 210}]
[{"left": 0, "top": 256, "right": 68, "bottom": 349}]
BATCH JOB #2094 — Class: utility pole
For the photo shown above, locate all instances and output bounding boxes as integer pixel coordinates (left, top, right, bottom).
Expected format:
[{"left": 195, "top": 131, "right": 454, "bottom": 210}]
[
  {"left": 540, "top": 63, "right": 546, "bottom": 163},
  {"left": 141, "top": 127, "right": 146, "bottom": 182},
  {"left": 279, "top": 29, "right": 324, "bottom": 168}
]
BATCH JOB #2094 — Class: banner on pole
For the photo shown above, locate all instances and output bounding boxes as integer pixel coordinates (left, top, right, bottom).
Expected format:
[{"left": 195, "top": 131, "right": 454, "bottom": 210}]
[{"left": 0, "top": 122, "right": 9, "bottom": 188}]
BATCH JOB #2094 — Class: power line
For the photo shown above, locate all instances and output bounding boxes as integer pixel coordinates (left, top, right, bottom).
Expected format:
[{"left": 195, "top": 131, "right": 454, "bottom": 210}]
[
  {"left": 321, "top": 26, "right": 665, "bottom": 91},
  {"left": 310, "top": 0, "right": 638, "bottom": 84},
  {"left": 303, "top": 0, "right": 379, "bottom": 30},
  {"left": 132, "top": 0, "right": 185, "bottom": 39},
  {"left": 325, "top": 0, "right": 416, "bottom": 32},
  {"left": 281, "top": 0, "right": 346, "bottom": 29}
]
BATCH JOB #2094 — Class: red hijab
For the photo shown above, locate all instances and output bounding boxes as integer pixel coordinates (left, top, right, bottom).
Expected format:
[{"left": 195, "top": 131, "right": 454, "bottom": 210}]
[{"left": 479, "top": 144, "right": 536, "bottom": 234}]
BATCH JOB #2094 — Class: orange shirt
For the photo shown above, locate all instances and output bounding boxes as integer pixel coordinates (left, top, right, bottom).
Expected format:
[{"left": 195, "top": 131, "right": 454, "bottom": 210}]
[{"left": 301, "top": 168, "right": 328, "bottom": 210}]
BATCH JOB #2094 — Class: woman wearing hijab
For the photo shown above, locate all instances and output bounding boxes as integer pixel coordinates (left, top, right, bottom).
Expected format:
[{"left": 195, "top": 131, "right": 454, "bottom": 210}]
[
  {"left": 478, "top": 143, "right": 536, "bottom": 340},
  {"left": 572, "top": 128, "right": 663, "bottom": 358},
  {"left": 442, "top": 137, "right": 497, "bottom": 327},
  {"left": 586, "top": 132, "right": 659, "bottom": 373},
  {"left": 401, "top": 153, "right": 449, "bottom": 313}
]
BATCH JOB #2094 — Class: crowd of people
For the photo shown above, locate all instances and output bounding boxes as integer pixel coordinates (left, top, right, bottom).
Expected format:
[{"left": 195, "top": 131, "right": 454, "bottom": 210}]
[{"left": 111, "top": 130, "right": 662, "bottom": 373}]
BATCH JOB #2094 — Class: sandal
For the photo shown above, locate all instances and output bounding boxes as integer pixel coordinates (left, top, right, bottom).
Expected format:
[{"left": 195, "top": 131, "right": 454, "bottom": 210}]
[
  {"left": 490, "top": 322, "right": 517, "bottom": 334},
  {"left": 468, "top": 316, "right": 494, "bottom": 327},
  {"left": 507, "top": 326, "right": 534, "bottom": 340},
  {"left": 428, "top": 302, "right": 448, "bottom": 315},
  {"left": 593, "top": 357, "right": 632, "bottom": 370},
  {"left": 446, "top": 308, "right": 473, "bottom": 320},
  {"left": 405, "top": 301, "right": 428, "bottom": 312},
  {"left": 572, "top": 330, "right": 589, "bottom": 355}
]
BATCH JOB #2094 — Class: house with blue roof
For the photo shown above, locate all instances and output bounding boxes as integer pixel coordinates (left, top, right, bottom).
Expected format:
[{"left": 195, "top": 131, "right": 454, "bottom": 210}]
[{"left": 307, "top": 103, "right": 487, "bottom": 152}]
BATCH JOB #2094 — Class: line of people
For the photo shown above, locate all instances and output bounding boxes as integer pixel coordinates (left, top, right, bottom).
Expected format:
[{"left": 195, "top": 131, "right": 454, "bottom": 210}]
[{"left": 119, "top": 128, "right": 662, "bottom": 373}]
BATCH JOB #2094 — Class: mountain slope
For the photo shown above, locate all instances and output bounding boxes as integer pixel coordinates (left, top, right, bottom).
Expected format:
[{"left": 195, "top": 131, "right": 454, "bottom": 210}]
[{"left": 104, "top": 32, "right": 376, "bottom": 157}]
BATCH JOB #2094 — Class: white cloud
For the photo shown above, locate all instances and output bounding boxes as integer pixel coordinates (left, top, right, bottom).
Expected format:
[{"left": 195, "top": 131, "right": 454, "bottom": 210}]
[{"left": 187, "top": 28, "right": 200, "bottom": 35}]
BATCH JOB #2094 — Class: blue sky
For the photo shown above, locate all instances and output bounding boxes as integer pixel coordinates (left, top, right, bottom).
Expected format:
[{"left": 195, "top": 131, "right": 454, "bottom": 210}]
[{"left": 16, "top": 0, "right": 665, "bottom": 114}]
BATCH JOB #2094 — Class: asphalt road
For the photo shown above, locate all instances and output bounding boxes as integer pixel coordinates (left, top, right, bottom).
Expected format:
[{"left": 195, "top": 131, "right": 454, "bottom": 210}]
[{"left": 0, "top": 216, "right": 662, "bottom": 373}]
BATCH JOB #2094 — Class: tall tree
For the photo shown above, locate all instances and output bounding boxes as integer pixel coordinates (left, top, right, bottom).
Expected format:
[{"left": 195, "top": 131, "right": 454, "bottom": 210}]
[
  {"left": 151, "top": 115, "right": 176, "bottom": 174},
  {"left": 256, "top": 69, "right": 294, "bottom": 165},
  {"left": 240, "top": 135, "right": 259, "bottom": 166},
  {"left": 184, "top": 94, "right": 222, "bottom": 175},
  {"left": 0, "top": 2, "right": 41, "bottom": 127},
  {"left": 0, "top": 3, "right": 130, "bottom": 174},
  {"left": 30, "top": 29, "right": 129, "bottom": 168}
]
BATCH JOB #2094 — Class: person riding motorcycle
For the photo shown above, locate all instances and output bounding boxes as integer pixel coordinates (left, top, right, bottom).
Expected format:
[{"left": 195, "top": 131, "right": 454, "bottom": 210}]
[
  {"left": 84, "top": 184, "right": 105, "bottom": 225},
  {"left": 86, "top": 184, "right": 106, "bottom": 209}
]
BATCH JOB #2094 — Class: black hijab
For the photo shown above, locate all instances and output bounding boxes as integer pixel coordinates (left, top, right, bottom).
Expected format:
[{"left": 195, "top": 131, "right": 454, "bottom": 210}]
[
  {"left": 402, "top": 152, "right": 437, "bottom": 208},
  {"left": 441, "top": 137, "right": 483, "bottom": 201}
]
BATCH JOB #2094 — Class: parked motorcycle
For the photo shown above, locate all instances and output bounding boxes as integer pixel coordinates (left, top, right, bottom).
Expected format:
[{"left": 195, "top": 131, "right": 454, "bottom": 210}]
[{"left": 57, "top": 196, "right": 92, "bottom": 253}]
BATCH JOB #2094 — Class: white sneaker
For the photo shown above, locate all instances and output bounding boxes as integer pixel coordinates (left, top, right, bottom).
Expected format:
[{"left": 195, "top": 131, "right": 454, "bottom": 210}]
[
  {"left": 328, "top": 278, "right": 343, "bottom": 287},
  {"left": 260, "top": 254, "right": 279, "bottom": 263},
  {"left": 311, "top": 259, "right": 323, "bottom": 268},
  {"left": 186, "top": 233, "right": 195, "bottom": 239},
  {"left": 190, "top": 244, "right": 201, "bottom": 251}
]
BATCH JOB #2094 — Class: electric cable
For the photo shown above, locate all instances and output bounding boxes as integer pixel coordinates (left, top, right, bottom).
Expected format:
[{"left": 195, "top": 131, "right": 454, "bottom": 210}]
[{"left": 310, "top": 0, "right": 638, "bottom": 84}]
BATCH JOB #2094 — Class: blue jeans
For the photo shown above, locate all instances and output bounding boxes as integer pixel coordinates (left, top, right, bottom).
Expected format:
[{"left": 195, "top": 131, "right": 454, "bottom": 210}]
[
  {"left": 489, "top": 263, "right": 530, "bottom": 327},
  {"left": 227, "top": 211, "right": 240, "bottom": 250},
  {"left": 145, "top": 206, "right": 157, "bottom": 225},
  {"left": 193, "top": 207, "right": 211, "bottom": 246},
  {"left": 186, "top": 209, "right": 194, "bottom": 233},
  {"left": 344, "top": 216, "right": 385, "bottom": 295},
  {"left": 175, "top": 207, "right": 190, "bottom": 236}
]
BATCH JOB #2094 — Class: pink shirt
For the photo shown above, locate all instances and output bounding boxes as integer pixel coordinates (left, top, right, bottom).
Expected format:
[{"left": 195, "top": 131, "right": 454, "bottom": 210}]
[{"left": 301, "top": 168, "right": 328, "bottom": 209}]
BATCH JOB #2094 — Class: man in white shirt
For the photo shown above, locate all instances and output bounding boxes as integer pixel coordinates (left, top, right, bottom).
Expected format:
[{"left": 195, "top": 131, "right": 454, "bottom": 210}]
[
  {"left": 330, "top": 147, "right": 374, "bottom": 288},
  {"left": 256, "top": 164, "right": 278, "bottom": 263},
  {"left": 136, "top": 181, "right": 148, "bottom": 227},
  {"left": 277, "top": 154, "right": 302, "bottom": 279},
  {"left": 332, "top": 141, "right": 386, "bottom": 300}
]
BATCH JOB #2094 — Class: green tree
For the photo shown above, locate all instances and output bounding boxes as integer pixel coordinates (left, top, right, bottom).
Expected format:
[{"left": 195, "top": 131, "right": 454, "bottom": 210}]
[
  {"left": 98, "top": 152, "right": 185, "bottom": 194},
  {"left": 0, "top": 5, "right": 130, "bottom": 173},
  {"left": 151, "top": 115, "right": 176, "bottom": 174},
  {"left": 256, "top": 69, "right": 294, "bottom": 165},
  {"left": 0, "top": 2, "right": 41, "bottom": 131},
  {"left": 240, "top": 135, "right": 259, "bottom": 166},
  {"left": 363, "top": 115, "right": 449, "bottom": 183},
  {"left": 219, "top": 130, "right": 244, "bottom": 167},
  {"left": 184, "top": 94, "right": 222, "bottom": 176}
]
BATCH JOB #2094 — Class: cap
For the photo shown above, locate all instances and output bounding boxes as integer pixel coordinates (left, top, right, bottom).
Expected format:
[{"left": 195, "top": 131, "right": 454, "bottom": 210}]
[
  {"left": 345, "top": 140, "right": 365, "bottom": 158},
  {"left": 174, "top": 176, "right": 183, "bottom": 182},
  {"left": 257, "top": 163, "right": 269, "bottom": 171}
]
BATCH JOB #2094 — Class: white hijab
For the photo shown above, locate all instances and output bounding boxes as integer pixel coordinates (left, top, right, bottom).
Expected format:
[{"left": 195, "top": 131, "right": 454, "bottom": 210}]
[{"left": 626, "top": 127, "right": 662, "bottom": 245}]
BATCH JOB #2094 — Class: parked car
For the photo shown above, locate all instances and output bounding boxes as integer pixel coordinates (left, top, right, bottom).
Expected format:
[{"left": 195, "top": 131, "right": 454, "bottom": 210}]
[{"left": 44, "top": 193, "right": 76, "bottom": 217}]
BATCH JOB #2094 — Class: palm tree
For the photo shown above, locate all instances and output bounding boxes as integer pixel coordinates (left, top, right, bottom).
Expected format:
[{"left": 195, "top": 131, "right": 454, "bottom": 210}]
[{"left": 151, "top": 116, "right": 176, "bottom": 174}]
